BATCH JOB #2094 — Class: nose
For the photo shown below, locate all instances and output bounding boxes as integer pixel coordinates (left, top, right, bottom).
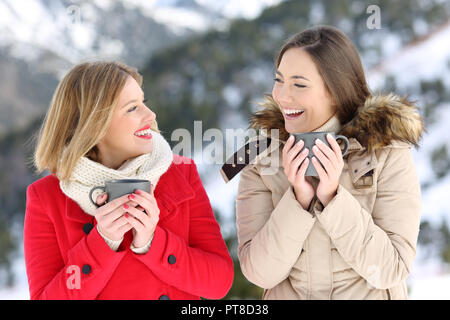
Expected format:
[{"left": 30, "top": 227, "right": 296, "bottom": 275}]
[
  {"left": 145, "top": 108, "right": 156, "bottom": 122},
  {"left": 273, "top": 84, "right": 292, "bottom": 105},
  {"left": 278, "top": 86, "right": 292, "bottom": 103}
]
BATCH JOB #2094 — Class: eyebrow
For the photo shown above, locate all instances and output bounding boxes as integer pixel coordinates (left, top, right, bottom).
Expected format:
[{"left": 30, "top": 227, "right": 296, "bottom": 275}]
[
  {"left": 120, "top": 93, "right": 145, "bottom": 109},
  {"left": 276, "top": 70, "right": 310, "bottom": 81}
]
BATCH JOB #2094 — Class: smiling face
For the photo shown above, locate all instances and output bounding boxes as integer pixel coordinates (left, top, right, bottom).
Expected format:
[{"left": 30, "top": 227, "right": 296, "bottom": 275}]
[
  {"left": 272, "top": 47, "right": 336, "bottom": 134},
  {"left": 96, "top": 76, "right": 156, "bottom": 169}
]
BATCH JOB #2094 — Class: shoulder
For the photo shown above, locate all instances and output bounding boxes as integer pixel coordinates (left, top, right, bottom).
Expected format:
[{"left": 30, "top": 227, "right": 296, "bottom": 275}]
[
  {"left": 373, "top": 140, "right": 416, "bottom": 175},
  {"left": 28, "top": 174, "right": 60, "bottom": 194},
  {"left": 384, "top": 139, "right": 413, "bottom": 150},
  {"left": 376, "top": 139, "right": 414, "bottom": 160},
  {"left": 165, "top": 153, "right": 198, "bottom": 180},
  {"left": 26, "top": 174, "right": 66, "bottom": 214}
]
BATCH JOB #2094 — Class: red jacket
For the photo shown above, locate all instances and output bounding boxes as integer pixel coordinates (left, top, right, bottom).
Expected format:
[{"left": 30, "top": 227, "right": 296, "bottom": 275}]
[{"left": 24, "top": 154, "right": 234, "bottom": 300}]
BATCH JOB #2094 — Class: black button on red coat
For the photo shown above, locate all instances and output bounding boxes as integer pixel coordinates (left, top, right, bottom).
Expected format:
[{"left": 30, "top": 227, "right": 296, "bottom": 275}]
[
  {"left": 168, "top": 255, "right": 176, "bottom": 265},
  {"left": 83, "top": 223, "right": 94, "bottom": 235},
  {"left": 82, "top": 264, "right": 91, "bottom": 275},
  {"left": 159, "top": 295, "right": 170, "bottom": 300}
]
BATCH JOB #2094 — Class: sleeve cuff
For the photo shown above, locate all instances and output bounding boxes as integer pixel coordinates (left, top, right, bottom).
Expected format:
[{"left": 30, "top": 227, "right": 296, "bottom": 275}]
[
  {"left": 269, "top": 186, "right": 316, "bottom": 240},
  {"left": 130, "top": 233, "right": 154, "bottom": 254},
  {"left": 314, "top": 184, "right": 362, "bottom": 239},
  {"left": 96, "top": 225, "right": 123, "bottom": 252}
]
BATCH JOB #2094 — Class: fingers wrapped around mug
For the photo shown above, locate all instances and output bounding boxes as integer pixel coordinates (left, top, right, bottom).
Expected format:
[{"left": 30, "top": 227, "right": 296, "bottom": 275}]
[
  {"left": 123, "top": 184, "right": 160, "bottom": 247},
  {"left": 288, "top": 146, "right": 309, "bottom": 181},
  {"left": 311, "top": 134, "right": 344, "bottom": 207},
  {"left": 129, "top": 184, "right": 159, "bottom": 211},
  {"left": 283, "top": 137, "right": 306, "bottom": 176},
  {"left": 123, "top": 204, "right": 151, "bottom": 229},
  {"left": 311, "top": 135, "right": 344, "bottom": 178}
]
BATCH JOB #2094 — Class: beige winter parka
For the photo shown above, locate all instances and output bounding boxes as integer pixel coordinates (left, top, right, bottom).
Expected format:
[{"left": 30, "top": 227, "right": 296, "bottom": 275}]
[{"left": 232, "top": 94, "right": 424, "bottom": 299}]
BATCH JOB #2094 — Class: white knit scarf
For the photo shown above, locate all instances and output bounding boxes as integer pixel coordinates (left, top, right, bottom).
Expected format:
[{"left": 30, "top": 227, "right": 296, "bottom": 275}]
[{"left": 60, "top": 131, "right": 173, "bottom": 215}]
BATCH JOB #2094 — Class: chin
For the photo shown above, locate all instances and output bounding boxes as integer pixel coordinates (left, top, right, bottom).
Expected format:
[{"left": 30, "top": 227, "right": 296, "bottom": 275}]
[
  {"left": 285, "top": 124, "right": 307, "bottom": 134},
  {"left": 135, "top": 149, "right": 152, "bottom": 156},
  {"left": 128, "top": 146, "right": 150, "bottom": 157},
  {"left": 141, "top": 146, "right": 154, "bottom": 155}
]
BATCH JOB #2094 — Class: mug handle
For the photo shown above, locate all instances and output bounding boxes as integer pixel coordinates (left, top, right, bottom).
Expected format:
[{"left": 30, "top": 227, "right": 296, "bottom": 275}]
[
  {"left": 335, "top": 135, "right": 349, "bottom": 157},
  {"left": 89, "top": 186, "right": 106, "bottom": 208}
]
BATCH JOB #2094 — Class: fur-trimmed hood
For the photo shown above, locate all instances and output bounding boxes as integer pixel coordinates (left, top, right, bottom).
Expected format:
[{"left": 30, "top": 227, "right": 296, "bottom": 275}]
[{"left": 249, "top": 93, "right": 425, "bottom": 153}]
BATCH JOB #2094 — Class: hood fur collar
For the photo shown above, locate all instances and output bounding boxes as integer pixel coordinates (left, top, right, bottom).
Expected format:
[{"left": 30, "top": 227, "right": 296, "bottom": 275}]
[{"left": 249, "top": 93, "right": 425, "bottom": 153}]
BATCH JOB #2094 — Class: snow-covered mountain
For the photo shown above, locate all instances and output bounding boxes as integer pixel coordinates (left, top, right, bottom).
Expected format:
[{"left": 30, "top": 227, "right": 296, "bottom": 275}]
[
  {"left": 0, "top": 0, "right": 284, "bottom": 65},
  {"left": 122, "top": 0, "right": 284, "bottom": 30},
  {"left": 1, "top": 0, "right": 181, "bottom": 67}
]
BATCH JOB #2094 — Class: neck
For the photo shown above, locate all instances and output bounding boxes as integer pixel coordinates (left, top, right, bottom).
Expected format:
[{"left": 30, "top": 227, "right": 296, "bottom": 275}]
[
  {"left": 97, "top": 151, "right": 130, "bottom": 170},
  {"left": 313, "top": 114, "right": 341, "bottom": 133}
]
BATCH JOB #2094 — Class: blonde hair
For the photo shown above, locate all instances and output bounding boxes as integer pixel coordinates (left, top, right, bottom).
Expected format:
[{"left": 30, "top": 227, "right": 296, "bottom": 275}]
[{"left": 33, "top": 61, "right": 159, "bottom": 182}]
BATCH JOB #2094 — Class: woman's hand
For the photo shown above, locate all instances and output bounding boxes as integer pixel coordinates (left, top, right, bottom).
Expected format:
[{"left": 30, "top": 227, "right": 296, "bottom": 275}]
[
  {"left": 282, "top": 135, "right": 315, "bottom": 210},
  {"left": 311, "top": 134, "right": 344, "bottom": 207},
  {"left": 94, "top": 194, "right": 133, "bottom": 241},
  {"left": 124, "top": 184, "right": 160, "bottom": 248}
]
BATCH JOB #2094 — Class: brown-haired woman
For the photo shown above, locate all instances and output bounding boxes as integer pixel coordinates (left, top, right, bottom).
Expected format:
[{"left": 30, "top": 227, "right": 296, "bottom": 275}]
[
  {"left": 24, "top": 61, "right": 233, "bottom": 299},
  {"left": 231, "top": 25, "right": 424, "bottom": 299}
]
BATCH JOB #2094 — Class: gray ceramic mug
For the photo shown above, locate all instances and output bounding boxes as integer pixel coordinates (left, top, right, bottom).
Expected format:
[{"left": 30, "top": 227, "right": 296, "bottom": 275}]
[
  {"left": 292, "top": 132, "right": 349, "bottom": 177},
  {"left": 89, "top": 179, "right": 151, "bottom": 208}
]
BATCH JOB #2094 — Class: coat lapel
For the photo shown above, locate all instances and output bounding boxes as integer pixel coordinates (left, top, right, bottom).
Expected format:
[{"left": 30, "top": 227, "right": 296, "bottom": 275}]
[
  {"left": 154, "top": 162, "right": 195, "bottom": 221},
  {"left": 65, "top": 193, "right": 93, "bottom": 223}
]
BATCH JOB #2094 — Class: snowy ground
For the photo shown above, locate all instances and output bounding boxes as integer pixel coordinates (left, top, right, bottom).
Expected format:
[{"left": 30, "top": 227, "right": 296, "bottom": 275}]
[{"left": 409, "top": 274, "right": 450, "bottom": 299}]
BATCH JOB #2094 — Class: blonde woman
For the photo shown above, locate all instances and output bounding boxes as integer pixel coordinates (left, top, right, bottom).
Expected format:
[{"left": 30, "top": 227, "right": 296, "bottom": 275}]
[
  {"left": 221, "top": 25, "right": 424, "bottom": 299},
  {"left": 24, "top": 61, "right": 233, "bottom": 300}
]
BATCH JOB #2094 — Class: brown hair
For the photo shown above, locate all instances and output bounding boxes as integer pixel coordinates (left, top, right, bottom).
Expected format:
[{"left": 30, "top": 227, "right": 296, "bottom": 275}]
[
  {"left": 275, "top": 25, "right": 371, "bottom": 126},
  {"left": 32, "top": 61, "right": 159, "bottom": 182}
]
